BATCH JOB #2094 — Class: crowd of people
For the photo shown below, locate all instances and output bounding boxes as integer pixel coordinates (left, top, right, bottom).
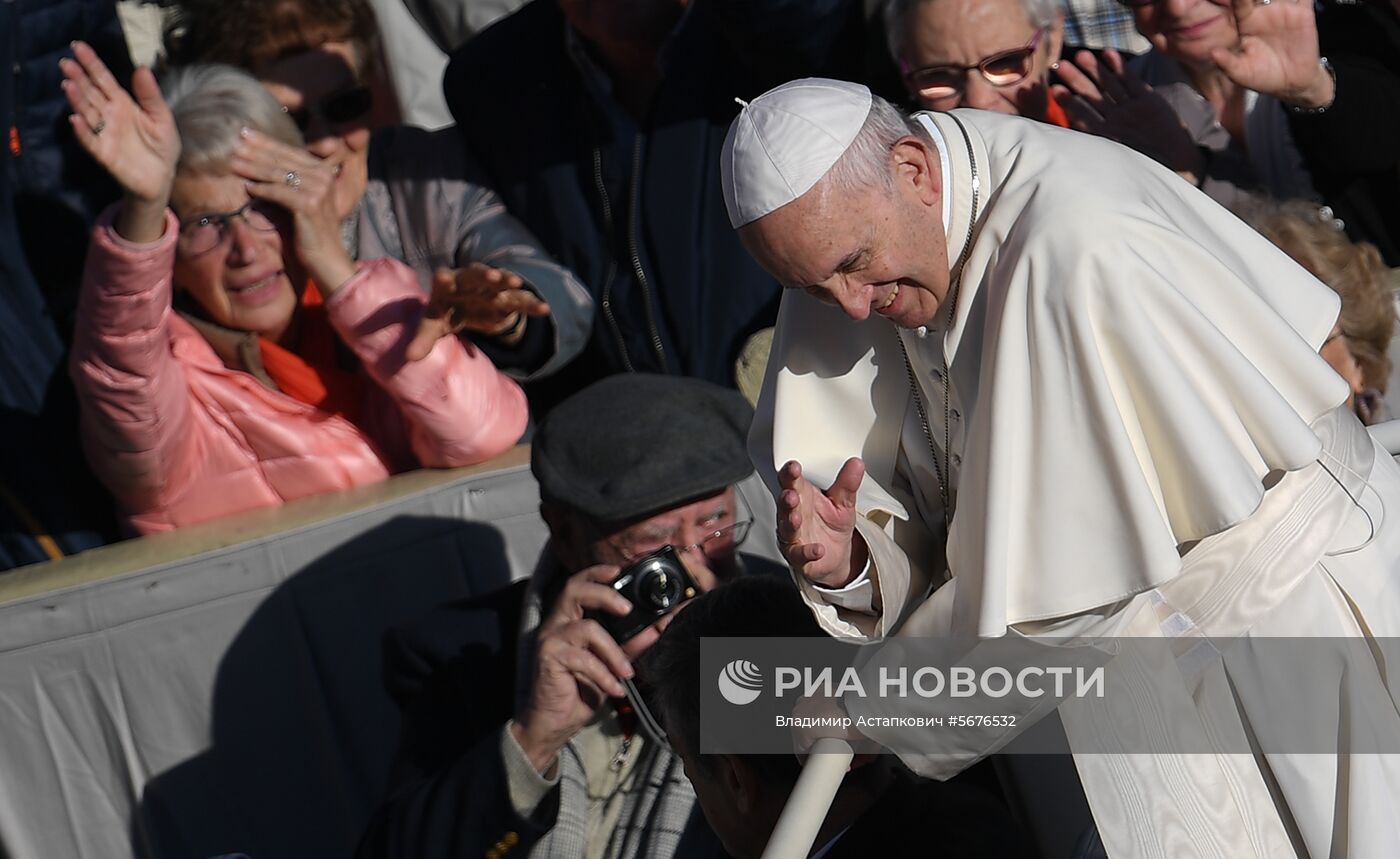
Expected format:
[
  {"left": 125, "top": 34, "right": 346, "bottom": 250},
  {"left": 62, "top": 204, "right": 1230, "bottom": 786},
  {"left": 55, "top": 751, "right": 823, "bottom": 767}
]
[
  {"left": 2, "top": 0, "right": 1399, "bottom": 856},
  {"left": 2, "top": 0, "right": 1392, "bottom": 558}
]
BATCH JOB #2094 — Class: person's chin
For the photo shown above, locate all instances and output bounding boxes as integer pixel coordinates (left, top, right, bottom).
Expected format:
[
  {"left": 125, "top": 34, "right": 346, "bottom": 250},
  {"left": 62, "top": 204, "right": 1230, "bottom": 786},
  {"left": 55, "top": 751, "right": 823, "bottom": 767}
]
[{"left": 235, "top": 291, "right": 297, "bottom": 337}]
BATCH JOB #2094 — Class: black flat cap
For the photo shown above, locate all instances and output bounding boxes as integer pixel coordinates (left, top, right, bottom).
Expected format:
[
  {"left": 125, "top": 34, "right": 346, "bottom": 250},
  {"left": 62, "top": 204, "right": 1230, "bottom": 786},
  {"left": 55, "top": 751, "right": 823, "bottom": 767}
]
[{"left": 532, "top": 374, "right": 755, "bottom": 524}]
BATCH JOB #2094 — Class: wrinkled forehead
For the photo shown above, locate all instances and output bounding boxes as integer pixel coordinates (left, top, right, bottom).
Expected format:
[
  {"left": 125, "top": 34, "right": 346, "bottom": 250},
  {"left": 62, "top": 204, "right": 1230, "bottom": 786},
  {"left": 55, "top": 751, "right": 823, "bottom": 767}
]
[
  {"left": 603, "top": 487, "right": 737, "bottom": 542},
  {"left": 738, "top": 181, "right": 870, "bottom": 288},
  {"left": 170, "top": 169, "right": 251, "bottom": 217},
  {"left": 902, "top": 0, "right": 1039, "bottom": 62}
]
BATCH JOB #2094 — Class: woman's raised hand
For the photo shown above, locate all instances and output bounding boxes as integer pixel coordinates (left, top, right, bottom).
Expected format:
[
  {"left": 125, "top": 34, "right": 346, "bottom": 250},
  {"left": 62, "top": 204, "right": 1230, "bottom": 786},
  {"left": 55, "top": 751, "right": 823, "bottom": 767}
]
[
  {"left": 233, "top": 130, "right": 357, "bottom": 292},
  {"left": 60, "top": 42, "right": 180, "bottom": 207},
  {"left": 1213, "top": 0, "right": 1332, "bottom": 110}
]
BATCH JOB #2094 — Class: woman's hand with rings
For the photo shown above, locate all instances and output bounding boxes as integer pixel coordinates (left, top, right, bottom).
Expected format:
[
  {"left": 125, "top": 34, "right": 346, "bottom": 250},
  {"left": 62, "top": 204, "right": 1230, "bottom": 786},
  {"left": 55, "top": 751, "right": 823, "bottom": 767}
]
[
  {"left": 232, "top": 129, "right": 356, "bottom": 292},
  {"left": 59, "top": 42, "right": 179, "bottom": 243}
]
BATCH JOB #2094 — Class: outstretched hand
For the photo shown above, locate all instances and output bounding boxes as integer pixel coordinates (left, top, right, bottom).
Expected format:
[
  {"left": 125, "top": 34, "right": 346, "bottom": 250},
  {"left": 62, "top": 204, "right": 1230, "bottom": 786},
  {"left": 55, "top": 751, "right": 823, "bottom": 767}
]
[
  {"left": 776, "top": 458, "right": 868, "bottom": 588},
  {"left": 1212, "top": 0, "right": 1332, "bottom": 109},
  {"left": 406, "top": 265, "right": 552, "bottom": 361},
  {"left": 1052, "top": 49, "right": 1205, "bottom": 181},
  {"left": 60, "top": 41, "right": 180, "bottom": 207}
]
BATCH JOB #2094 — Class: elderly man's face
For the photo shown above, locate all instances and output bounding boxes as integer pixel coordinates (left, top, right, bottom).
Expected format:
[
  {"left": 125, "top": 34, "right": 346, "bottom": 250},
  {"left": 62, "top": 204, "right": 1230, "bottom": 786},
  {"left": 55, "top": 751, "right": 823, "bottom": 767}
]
[
  {"left": 592, "top": 487, "right": 744, "bottom": 593},
  {"left": 739, "top": 139, "right": 950, "bottom": 330}
]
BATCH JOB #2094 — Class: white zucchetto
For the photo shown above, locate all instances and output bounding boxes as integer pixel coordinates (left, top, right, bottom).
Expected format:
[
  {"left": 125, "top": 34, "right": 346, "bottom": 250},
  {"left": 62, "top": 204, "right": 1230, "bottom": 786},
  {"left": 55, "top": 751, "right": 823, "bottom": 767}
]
[{"left": 720, "top": 78, "right": 873, "bottom": 228}]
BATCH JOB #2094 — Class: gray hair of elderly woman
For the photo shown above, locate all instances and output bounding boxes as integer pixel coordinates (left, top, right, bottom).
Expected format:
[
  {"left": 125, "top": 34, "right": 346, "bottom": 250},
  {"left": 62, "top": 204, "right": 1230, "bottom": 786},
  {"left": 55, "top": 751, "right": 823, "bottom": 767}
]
[
  {"left": 883, "top": 0, "right": 1061, "bottom": 58},
  {"left": 823, "top": 93, "right": 928, "bottom": 198},
  {"left": 161, "top": 64, "right": 303, "bottom": 174}
]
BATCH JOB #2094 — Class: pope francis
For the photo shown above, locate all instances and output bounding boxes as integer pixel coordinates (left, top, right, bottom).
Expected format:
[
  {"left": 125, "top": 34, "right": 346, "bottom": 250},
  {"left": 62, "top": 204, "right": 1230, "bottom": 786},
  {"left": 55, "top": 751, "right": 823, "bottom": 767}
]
[{"left": 726, "top": 78, "right": 1400, "bottom": 857}]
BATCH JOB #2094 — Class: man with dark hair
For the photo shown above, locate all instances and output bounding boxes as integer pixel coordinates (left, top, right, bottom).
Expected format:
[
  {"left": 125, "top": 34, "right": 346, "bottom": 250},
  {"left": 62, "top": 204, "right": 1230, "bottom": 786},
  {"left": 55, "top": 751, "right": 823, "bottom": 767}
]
[
  {"left": 357, "top": 373, "right": 783, "bottom": 859},
  {"left": 642, "top": 575, "right": 1031, "bottom": 858}
]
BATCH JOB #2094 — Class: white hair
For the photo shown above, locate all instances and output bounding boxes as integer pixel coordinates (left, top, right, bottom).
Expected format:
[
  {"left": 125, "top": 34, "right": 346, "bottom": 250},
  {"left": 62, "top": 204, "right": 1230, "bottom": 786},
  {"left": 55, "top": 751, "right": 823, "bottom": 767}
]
[
  {"left": 161, "top": 64, "right": 303, "bottom": 174},
  {"left": 883, "top": 0, "right": 1060, "bottom": 60},
  {"left": 823, "top": 93, "right": 927, "bottom": 197}
]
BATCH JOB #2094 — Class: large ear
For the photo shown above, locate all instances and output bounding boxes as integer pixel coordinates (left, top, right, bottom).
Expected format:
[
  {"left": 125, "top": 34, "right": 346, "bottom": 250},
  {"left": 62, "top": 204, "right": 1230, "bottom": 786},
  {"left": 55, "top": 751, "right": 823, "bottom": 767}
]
[
  {"left": 891, "top": 135, "right": 942, "bottom": 208},
  {"left": 717, "top": 753, "right": 763, "bottom": 814}
]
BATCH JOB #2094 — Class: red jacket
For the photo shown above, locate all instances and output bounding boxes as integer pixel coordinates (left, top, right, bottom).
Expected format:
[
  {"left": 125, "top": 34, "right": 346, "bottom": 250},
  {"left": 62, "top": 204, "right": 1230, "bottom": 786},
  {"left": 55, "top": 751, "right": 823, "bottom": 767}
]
[{"left": 71, "top": 208, "right": 528, "bottom": 533}]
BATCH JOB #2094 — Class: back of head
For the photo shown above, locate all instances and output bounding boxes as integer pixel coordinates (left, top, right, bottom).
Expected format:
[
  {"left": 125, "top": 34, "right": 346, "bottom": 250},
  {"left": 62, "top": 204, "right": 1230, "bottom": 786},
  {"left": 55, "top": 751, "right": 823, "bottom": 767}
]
[
  {"left": 643, "top": 575, "right": 821, "bottom": 786},
  {"left": 166, "top": 0, "right": 380, "bottom": 75},
  {"left": 162, "top": 64, "right": 304, "bottom": 174},
  {"left": 1234, "top": 197, "right": 1395, "bottom": 393}
]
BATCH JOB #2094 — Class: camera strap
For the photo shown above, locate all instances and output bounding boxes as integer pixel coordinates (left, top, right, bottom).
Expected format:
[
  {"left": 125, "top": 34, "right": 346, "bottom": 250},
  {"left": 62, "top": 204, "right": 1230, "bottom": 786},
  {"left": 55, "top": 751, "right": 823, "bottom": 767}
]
[{"left": 620, "top": 676, "right": 671, "bottom": 751}]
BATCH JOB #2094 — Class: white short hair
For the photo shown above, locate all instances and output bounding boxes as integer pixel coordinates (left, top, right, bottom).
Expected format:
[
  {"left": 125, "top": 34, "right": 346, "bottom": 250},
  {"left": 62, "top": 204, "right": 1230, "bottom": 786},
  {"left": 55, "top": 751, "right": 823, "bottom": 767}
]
[
  {"left": 883, "top": 0, "right": 1060, "bottom": 60},
  {"left": 161, "top": 64, "right": 303, "bottom": 174},
  {"left": 824, "top": 93, "right": 928, "bottom": 197}
]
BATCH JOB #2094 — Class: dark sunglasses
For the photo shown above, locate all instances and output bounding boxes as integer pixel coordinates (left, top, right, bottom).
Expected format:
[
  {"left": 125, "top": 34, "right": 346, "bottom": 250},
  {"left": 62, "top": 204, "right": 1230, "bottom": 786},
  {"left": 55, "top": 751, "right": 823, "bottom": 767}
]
[
  {"left": 282, "top": 84, "right": 373, "bottom": 135},
  {"left": 901, "top": 27, "right": 1047, "bottom": 102}
]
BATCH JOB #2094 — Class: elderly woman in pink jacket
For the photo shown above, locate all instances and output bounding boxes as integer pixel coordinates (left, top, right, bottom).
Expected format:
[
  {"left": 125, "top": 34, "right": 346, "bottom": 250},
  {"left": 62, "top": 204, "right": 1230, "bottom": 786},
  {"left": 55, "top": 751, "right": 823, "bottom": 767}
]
[{"left": 60, "top": 43, "right": 527, "bottom": 534}]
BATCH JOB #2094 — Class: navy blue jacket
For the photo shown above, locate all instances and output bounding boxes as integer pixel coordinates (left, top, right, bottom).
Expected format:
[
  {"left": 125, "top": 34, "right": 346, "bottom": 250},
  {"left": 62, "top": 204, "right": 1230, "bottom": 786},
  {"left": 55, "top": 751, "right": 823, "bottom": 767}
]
[
  {"left": 444, "top": 0, "right": 862, "bottom": 412},
  {"left": 0, "top": 0, "right": 128, "bottom": 568},
  {"left": 1290, "top": 0, "right": 1400, "bottom": 266}
]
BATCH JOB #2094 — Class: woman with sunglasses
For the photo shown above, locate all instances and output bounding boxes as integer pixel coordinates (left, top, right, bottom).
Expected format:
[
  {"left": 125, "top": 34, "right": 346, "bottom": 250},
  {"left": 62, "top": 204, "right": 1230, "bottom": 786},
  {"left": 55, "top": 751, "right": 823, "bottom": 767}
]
[
  {"left": 166, "top": 0, "right": 592, "bottom": 383},
  {"left": 61, "top": 45, "right": 528, "bottom": 533},
  {"left": 884, "top": 0, "right": 1213, "bottom": 187},
  {"left": 1117, "top": 0, "right": 1318, "bottom": 203}
]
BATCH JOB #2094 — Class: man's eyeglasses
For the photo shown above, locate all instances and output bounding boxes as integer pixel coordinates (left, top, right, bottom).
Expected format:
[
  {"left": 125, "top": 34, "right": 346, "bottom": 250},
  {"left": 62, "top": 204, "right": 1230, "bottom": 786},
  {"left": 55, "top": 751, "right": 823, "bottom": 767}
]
[
  {"left": 282, "top": 85, "right": 373, "bottom": 137},
  {"left": 177, "top": 200, "right": 284, "bottom": 256},
  {"left": 901, "top": 27, "right": 1048, "bottom": 102},
  {"left": 609, "top": 496, "right": 755, "bottom": 564}
]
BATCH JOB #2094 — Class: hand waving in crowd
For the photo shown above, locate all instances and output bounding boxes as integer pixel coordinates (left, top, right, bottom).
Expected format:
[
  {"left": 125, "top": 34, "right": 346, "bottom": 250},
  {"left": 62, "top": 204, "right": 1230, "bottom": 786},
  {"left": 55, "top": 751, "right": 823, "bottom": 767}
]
[
  {"left": 1053, "top": 49, "right": 1207, "bottom": 185},
  {"left": 1212, "top": 0, "right": 1333, "bottom": 110},
  {"left": 60, "top": 41, "right": 180, "bottom": 242},
  {"left": 405, "top": 264, "right": 552, "bottom": 361}
]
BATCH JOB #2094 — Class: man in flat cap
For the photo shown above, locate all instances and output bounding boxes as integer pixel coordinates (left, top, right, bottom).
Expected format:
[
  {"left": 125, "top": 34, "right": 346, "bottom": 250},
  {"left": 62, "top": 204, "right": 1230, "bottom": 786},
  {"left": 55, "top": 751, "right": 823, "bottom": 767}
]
[
  {"left": 357, "top": 374, "right": 783, "bottom": 859},
  {"left": 726, "top": 78, "right": 1400, "bottom": 856}
]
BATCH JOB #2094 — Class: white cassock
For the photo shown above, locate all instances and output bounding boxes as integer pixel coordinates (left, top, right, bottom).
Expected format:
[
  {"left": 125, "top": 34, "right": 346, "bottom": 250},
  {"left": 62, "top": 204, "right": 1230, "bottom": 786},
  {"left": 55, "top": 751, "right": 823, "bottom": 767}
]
[{"left": 749, "top": 109, "right": 1400, "bottom": 858}]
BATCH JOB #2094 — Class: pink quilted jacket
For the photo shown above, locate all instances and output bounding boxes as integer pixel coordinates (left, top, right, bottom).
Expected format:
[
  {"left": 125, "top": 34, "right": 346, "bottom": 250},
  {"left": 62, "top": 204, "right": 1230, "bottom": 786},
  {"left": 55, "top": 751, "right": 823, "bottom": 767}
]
[{"left": 71, "top": 208, "right": 529, "bottom": 534}]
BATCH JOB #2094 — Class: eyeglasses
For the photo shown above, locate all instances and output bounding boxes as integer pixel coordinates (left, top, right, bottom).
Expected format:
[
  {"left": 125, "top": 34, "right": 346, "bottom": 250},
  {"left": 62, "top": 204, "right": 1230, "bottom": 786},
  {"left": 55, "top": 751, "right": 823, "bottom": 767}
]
[
  {"left": 901, "top": 27, "right": 1047, "bottom": 102},
  {"left": 177, "top": 200, "right": 283, "bottom": 256},
  {"left": 609, "top": 495, "right": 755, "bottom": 564},
  {"left": 282, "top": 85, "right": 373, "bottom": 137}
]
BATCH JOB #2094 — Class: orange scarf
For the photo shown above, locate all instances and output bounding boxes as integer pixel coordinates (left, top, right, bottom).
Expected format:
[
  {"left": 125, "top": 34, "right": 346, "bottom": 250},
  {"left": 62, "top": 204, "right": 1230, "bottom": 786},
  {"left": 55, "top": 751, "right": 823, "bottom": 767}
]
[
  {"left": 1045, "top": 92, "right": 1071, "bottom": 129},
  {"left": 259, "top": 281, "right": 364, "bottom": 424}
]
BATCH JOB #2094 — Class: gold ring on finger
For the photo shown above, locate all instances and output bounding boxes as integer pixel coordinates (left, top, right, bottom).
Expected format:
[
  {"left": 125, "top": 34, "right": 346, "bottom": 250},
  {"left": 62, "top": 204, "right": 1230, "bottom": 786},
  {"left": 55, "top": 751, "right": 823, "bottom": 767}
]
[{"left": 284, "top": 170, "right": 302, "bottom": 190}]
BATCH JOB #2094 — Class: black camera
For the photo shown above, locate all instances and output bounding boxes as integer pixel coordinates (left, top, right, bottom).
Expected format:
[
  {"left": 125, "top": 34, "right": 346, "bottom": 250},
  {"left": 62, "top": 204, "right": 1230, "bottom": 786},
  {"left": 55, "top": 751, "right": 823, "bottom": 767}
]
[{"left": 594, "top": 546, "right": 698, "bottom": 643}]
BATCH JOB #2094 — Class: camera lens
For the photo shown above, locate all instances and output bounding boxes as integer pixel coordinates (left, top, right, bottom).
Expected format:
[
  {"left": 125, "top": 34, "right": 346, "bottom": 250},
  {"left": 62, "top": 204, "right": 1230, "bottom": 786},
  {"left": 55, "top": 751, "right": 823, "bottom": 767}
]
[{"left": 638, "top": 565, "right": 684, "bottom": 610}]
